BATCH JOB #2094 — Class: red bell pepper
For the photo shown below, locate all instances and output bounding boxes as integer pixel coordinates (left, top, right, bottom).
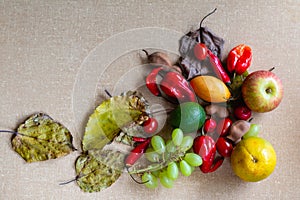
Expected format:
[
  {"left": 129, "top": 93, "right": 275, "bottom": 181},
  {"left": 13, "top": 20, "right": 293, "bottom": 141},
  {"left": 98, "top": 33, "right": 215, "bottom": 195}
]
[
  {"left": 160, "top": 71, "right": 197, "bottom": 102},
  {"left": 193, "top": 135, "right": 224, "bottom": 173},
  {"left": 227, "top": 44, "right": 252, "bottom": 75},
  {"left": 146, "top": 67, "right": 163, "bottom": 96}
]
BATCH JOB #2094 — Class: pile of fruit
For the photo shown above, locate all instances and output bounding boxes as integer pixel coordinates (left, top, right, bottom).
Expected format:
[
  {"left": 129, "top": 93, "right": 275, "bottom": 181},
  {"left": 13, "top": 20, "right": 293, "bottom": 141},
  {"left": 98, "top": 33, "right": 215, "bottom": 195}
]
[
  {"left": 126, "top": 10, "right": 283, "bottom": 188},
  {"left": 1, "top": 9, "right": 283, "bottom": 193}
]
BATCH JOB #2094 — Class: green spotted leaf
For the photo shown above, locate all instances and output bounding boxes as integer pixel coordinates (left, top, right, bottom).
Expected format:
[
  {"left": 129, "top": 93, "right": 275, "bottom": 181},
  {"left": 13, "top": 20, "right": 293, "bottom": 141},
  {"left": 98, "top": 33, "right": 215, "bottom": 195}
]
[
  {"left": 75, "top": 149, "right": 125, "bottom": 193},
  {"left": 11, "top": 113, "right": 75, "bottom": 162},
  {"left": 82, "top": 91, "right": 149, "bottom": 151}
]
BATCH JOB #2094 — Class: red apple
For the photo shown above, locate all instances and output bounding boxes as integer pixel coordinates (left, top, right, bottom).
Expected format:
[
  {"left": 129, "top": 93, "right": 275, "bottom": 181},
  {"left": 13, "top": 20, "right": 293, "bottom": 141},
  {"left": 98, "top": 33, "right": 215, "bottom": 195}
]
[{"left": 241, "top": 70, "right": 283, "bottom": 113}]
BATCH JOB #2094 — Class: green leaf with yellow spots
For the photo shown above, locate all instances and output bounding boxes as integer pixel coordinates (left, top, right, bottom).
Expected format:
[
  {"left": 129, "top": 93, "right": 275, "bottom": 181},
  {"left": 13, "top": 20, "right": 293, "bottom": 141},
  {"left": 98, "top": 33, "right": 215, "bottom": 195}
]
[
  {"left": 82, "top": 91, "right": 149, "bottom": 151},
  {"left": 11, "top": 113, "right": 75, "bottom": 162},
  {"left": 75, "top": 149, "right": 125, "bottom": 192}
]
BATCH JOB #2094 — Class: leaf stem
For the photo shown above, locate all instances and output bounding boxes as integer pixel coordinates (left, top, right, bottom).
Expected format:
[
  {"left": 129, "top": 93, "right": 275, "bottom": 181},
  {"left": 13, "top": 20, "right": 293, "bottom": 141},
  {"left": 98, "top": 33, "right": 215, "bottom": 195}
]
[
  {"left": 104, "top": 89, "right": 112, "bottom": 98},
  {"left": 198, "top": 8, "right": 217, "bottom": 43},
  {"left": 59, "top": 177, "right": 78, "bottom": 185},
  {"left": 0, "top": 130, "right": 19, "bottom": 135}
]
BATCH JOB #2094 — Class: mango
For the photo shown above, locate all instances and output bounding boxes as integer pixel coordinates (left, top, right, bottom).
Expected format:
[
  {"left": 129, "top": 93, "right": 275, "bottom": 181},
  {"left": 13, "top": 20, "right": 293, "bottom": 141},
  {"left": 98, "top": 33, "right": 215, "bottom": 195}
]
[{"left": 190, "top": 76, "right": 231, "bottom": 103}]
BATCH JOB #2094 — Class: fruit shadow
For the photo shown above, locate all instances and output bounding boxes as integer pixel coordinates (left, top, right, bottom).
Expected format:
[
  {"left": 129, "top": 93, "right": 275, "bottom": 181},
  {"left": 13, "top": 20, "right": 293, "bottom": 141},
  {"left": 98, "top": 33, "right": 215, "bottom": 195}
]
[{"left": 193, "top": 159, "right": 256, "bottom": 195}]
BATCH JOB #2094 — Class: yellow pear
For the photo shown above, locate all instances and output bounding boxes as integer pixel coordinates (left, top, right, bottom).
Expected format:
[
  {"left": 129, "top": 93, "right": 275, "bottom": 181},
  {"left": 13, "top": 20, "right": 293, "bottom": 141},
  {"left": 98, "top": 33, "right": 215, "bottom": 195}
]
[{"left": 231, "top": 137, "right": 276, "bottom": 182}]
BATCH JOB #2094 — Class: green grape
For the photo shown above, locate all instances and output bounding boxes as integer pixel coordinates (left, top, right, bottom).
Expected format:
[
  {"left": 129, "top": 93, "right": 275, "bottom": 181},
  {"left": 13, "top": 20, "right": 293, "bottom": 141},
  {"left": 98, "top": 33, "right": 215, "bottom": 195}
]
[
  {"left": 184, "top": 153, "right": 203, "bottom": 167},
  {"left": 171, "top": 128, "right": 184, "bottom": 146},
  {"left": 164, "top": 150, "right": 171, "bottom": 161},
  {"left": 145, "top": 147, "right": 161, "bottom": 163},
  {"left": 159, "top": 170, "right": 174, "bottom": 188},
  {"left": 179, "top": 136, "right": 194, "bottom": 152},
  {"left": 151, "top": 170, "right": 160, "bottom": 177},
  {"left": 166, "top": 140, "right": 177, "bottom": 153},
  {"left": 142, "top": 172, "right": 158, "bottom": 189},
  {"left": 190, "top": 165, "right": 195, "bottom": 173},
  {"left": 243, "top": 123, "right": 260, "bottom": 139},
  {"left": 151, "top": 135, "right": 166, "bottom": 154},
  {"left": 167, "top": 161, "right": 179, "bottom": 180},
  {"left": 179, "top": 160, "right": 192, "bottom": 176}
]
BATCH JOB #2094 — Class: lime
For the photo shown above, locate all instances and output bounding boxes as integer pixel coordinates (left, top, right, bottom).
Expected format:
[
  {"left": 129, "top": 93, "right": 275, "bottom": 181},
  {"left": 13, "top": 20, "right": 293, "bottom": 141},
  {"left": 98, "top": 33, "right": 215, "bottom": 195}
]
[{"left": 169, "top": 102, "right": 206, "bottom": 133}]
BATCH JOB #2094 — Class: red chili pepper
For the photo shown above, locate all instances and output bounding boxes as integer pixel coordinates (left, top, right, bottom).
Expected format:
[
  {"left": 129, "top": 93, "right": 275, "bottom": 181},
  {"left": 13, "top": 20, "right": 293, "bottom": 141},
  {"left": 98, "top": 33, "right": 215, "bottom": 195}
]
[
  {"left": 216, "top": 137, "right": 233, "bottom": 157},
  {"left": 207, "top": 49, "right": 231, "bottom": 85},
  {"left": 132, "top": 136, "right": 148, "bottom": 143},
  {"left": 193, "top": 135, "right": 223, "bottom": 173},
  {"left": 216, "top": 117, "right": 232, "bottom": 137},
  {"left": 227, "top": 44, "right": 252, "bottom": 75},
  {"left": 203, "top": 118, "right": 217, "bottom": 133},
  {"left": 145, "top": 67, "right": 163, "bottom": 96},
  {"left": 125, "top": 138, "right": 151, "bottom": 167},
  {"left": 206, "top": 156, "right": 224, "bottom": 173},
  {"left": 160, "top": 71, "right": 197, "bottom": 102}
]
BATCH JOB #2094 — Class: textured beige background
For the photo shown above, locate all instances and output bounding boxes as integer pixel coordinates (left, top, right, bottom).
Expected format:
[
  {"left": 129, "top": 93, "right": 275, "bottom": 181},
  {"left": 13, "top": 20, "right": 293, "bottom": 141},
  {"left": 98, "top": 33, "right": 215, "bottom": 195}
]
[{"left": 1, "top": 0, "right": 300, "bottom": 199}]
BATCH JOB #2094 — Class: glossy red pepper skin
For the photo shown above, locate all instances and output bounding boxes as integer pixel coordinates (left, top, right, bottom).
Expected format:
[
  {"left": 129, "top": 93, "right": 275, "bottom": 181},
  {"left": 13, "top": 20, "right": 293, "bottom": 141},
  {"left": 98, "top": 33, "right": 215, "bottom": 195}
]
[
  {"left": 160, "top": 71, "right": 197, "bottom": 102},
  {"left": 207, "top": 156, "right": 224, "bottom": 173},
  {"left": 216, "top": 137, "right": 233, "bottom": 157},
  {"left": 194, "top": 43, "right": 208, "bottom": 61},
  {"left": 146, "top": 67, "right": 163, "bottom": 96},
  {"left": 125, "top": 138, "right": 150, "bottom": 167},
  {"left": 216, "top": 117, "right": 232, "bottom": 137},
  {"left": 203, "top": 118, "right": 217, "bottom": 133},
  {"left": 193, "top": 135, "right": 223, "bottom": 173},
  {"left": 143, "top": 117, "right": 158, "bottom": 134},
  {"left": 207, "top": 49, "right": 231, "bottom": 85},
  {"left": 227, "top": 44, "right": 252, "bottom": 75},
  {"left": 132, "top": 136, "right": 148, "bottom": 143}
]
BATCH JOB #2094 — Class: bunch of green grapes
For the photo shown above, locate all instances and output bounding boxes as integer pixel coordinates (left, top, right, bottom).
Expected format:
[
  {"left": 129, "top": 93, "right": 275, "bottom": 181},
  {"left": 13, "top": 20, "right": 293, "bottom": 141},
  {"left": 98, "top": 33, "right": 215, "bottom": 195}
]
[{"left": 141, "top": 128, "right": 203, "bottom": 189}]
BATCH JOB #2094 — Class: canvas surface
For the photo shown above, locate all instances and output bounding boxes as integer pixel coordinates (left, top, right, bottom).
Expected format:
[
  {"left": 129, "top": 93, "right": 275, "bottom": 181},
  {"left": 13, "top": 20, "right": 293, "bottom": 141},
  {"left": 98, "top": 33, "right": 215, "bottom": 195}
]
[{"left": 0, "top": 0, "right": 299, "bottom": 199}]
